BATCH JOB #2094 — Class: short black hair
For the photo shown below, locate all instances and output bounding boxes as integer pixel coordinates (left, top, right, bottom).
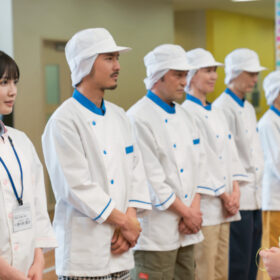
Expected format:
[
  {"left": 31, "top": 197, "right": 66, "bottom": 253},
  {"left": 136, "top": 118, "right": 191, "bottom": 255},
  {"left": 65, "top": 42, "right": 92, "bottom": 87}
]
[{"left": 0, "top": 51, "right": 20, "bottom": 80}]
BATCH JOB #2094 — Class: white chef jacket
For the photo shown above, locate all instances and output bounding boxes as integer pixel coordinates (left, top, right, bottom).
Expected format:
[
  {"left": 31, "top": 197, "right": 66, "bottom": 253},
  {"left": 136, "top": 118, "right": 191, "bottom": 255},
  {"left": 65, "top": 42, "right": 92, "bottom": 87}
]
[
  {"left": 0, "top": 125, "right": 57, "bottom": 276},
  {"left": 213, "top": 88, "right": 264, "bottom": 210},
  {"left": 42, "top": 89, "right": 151, "bottom": 277},
  {"left": 127, "top": 90, "right": 217, "bottom": 251},
  {"left": 258, "top": 106, "right": 280, "bottom": 210},
  {"left": 182, "top": 94, "right": 247, "bottom": 225}
]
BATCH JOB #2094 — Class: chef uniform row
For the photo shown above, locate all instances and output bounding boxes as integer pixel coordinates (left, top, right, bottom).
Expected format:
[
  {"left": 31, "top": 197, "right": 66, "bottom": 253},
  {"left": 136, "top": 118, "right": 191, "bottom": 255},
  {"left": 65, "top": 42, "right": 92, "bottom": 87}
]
[
  {"left": 40, "top": 43, "right": 250, "bottom": 278},
  {"left": 41, "top": 44, "right": 262, "bottom": 279}
]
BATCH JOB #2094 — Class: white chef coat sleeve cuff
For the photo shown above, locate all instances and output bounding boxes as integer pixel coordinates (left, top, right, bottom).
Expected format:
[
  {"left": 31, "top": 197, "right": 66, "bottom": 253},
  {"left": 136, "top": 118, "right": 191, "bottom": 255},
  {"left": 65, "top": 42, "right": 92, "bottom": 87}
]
[
  {"left": 196, "top": 184, "right": 226, "bottom": 196},
  {"left": 128, "top": 199, "right": 152, "bottom": 210},
  {"left": 92, "top": 198, "right": 116, "bottom": 224},
  {"left": 36, "top": 237, "right": 58, "bottom": 249},
  {"left": 232, "top": 174, "right": 251, "bottom": 183},
  {"left": 128, "top": 200, "right": 152, "bottom": 218},
  {"left": 154, "top": 192, "right": 176, "bottom": 211}
]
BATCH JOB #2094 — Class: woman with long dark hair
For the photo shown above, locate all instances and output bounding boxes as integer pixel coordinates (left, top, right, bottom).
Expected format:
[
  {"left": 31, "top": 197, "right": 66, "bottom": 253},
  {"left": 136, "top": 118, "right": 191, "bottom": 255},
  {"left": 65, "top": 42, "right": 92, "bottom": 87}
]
[{"left": 0, "top": 51, "right": 56, "bottom": 280}]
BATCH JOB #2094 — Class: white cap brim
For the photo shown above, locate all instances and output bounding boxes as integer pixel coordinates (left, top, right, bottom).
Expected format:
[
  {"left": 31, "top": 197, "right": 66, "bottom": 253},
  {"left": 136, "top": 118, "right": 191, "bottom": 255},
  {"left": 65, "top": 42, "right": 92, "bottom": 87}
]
[
  {"left": 97, "top": 45, "right": 132, "bottom": 54},
  {"left": 242, "top": 66, "right": 267, "bottom": 72},
  {"left": 193, "top": 62, "right": 224, "bottom": 69},
  {"left": 167, "top": 61, "right": 197, "bottom": 71}
]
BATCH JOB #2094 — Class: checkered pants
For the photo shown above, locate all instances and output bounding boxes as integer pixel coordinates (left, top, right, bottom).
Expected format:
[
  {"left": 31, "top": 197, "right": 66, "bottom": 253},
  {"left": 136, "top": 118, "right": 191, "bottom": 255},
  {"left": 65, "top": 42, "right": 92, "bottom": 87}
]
[{"left": 58, "top": 270, "right": 130, "bottom": 280}]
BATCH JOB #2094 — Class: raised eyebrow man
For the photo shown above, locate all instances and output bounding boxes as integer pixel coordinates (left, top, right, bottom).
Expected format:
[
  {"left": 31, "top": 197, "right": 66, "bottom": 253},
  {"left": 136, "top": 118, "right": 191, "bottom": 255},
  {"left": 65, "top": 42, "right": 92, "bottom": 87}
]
[
  {"left": 42, "top": 28, "right": 151, "bottom": 280},
  {"left": 213, "top": 48, "right": 265, "bottom": 280},
  {"left": 127, "top": 44, "right": 217, "bottom": 280}
]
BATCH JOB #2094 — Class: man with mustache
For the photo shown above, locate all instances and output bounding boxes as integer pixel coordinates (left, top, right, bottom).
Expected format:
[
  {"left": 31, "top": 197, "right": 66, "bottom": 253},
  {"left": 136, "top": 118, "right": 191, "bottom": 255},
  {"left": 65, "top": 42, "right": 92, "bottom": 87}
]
[
  {"left": 42, "top": 28, "right": 151, "bottom": 280},
  {"left": 213, "top": 48, "right": 265, "bottom": 280}
]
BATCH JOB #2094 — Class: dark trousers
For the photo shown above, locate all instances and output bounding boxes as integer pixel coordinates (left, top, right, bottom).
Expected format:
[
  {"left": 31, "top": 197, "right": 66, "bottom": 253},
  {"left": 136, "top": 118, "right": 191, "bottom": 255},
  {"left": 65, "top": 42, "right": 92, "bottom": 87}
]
[{"left": 229, "top": 210, "right": 262, "bottom": 280}]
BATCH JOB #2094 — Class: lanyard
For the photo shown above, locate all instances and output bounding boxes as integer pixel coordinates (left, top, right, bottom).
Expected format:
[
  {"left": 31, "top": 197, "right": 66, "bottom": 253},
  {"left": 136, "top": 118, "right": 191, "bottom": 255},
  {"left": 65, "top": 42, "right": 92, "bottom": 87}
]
[{"left": 0, "top": 136, "right": 24, "bottom": 206}]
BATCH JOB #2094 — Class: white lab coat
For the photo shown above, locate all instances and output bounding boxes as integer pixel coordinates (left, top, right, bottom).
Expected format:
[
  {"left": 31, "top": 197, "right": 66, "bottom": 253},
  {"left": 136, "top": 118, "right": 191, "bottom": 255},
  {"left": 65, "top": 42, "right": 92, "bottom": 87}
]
[
  {"left": 0, "top": 126, "right": 57, "bottom": 276},
  {"left": 258, "top": 106, "right": 280, "bottom": 210},
  {"left": 213, "top": 89, "right": 264, "bottom": 210},
  {"left": 42, "top": 91, "right": 151, "bottom": 277},
  {"left": 182, "top": 96, "right": 247, "bottom": 225},
  {"left": 127, "top": 92, "right": 217, "bottom": 251}
]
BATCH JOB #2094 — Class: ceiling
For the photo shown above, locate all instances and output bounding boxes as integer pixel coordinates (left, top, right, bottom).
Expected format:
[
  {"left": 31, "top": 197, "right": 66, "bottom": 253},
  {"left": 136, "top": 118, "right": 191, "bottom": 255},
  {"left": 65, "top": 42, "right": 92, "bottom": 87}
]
[{"left": 172, "top": 0, "right": 275, "bottom": 19}]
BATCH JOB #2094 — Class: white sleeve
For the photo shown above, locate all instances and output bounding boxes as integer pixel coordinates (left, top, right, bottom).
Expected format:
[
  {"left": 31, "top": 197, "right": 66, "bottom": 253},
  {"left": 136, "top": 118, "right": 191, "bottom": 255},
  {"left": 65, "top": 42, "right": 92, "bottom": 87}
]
[
  {"left": 229, "top": 133, "right": 250, "bottom": 182},
  {"left": 42, "top": 118, "right": 116, "bottom": 224},
  {"left": 217, "top": 107, "right": 250, "bottom": 183},
  {"left": 253, "top": 122, "right": 264, "bottom": 186},
  {"left": 127, "top": 134, "right": 152, "bottom": 212},
  {"left": 129, "top": 116, "right": 175, "bottom": 211},
  {"left": 27, "top": 137, "right": 57, "bottom": 248},
  {"left": 195, "top": 136, "right": 226, "bottom": 196},
  {"left": 259, "top": 121, "right": 280, "bottom": 180}
]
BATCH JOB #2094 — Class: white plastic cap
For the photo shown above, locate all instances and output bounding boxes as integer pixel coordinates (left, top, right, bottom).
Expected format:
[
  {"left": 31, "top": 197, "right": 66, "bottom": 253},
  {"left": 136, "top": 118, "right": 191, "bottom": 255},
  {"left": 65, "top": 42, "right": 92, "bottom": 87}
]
[
  {"left": 263, "top": 70, "right": 280, "bottom": 106},
  {"left": 143, "top": 44, "right": 194, "bottom": 90},
  {"left": 224, "top": 48, "right": 266, "bottom": 85},
  {"left": 65, "top": 28, "right": 131, "bottom": 87},
  {"left": 185, "top": 48, "right": 222, "bottom": 91}
]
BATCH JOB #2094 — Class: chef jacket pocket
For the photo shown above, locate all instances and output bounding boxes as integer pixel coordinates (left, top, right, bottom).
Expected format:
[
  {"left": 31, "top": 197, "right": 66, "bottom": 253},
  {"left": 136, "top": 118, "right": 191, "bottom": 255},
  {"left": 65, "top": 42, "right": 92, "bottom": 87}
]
[{"left": 70, "top": 216, "right": 112, "bottom": 268}]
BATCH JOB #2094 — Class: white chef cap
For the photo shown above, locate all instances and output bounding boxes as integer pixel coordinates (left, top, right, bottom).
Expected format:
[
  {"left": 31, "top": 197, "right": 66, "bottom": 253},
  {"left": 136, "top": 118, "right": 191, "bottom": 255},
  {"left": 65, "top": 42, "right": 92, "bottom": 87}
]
[
  {"left": 184, "top": 48, "right": 223, "bottom": 92},
  {"left": 65, "top": 28, "right": 131, "bottom": 87},
  {"left": 263, "top": 70, "right": 280, "bottom": 106},
  {"left": 143, "top": 44, "right": 194, "bottom": 90},
  {"left": 224, "top": 48, "right": 266, "bottom": 85}
]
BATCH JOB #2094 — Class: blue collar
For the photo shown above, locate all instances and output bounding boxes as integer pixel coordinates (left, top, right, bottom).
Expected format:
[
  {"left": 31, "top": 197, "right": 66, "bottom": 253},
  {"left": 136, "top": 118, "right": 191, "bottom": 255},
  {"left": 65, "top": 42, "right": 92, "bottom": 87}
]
[
  {"left": 225, "top": 88, "right": 245, "bottom": 108},
  {"left": 270, "top": 105, "right": 280, "bottom": 117},
  {"left": 146, "top": 90, "right": 175, "bottom": 114},
  {"left": 186, "top": 94, "right": 212, "bottom": 111},
  {"left": 73, "top": 89, "right": 106, "bottom": 116}
]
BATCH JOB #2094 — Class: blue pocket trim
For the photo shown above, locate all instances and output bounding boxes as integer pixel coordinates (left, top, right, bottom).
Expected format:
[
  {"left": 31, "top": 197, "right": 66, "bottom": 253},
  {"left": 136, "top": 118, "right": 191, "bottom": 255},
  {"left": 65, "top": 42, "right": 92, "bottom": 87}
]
[
  {"left": 193, "top": 138, "right": 200, "bottom": 145},
  {"left": 125, "top": 145, "right": 134, "bottom": 154}
]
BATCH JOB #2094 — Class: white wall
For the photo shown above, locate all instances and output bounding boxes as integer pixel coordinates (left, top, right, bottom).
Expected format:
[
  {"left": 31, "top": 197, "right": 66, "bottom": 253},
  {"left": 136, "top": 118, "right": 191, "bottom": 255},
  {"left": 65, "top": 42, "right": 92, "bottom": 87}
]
[
  {"left": 0, "top": 0, "right": 13, "bottom": 56},
  {"left": 174, "top": 10, "right": 206, "bottom": 51},
  {"left": 13, "top": 0, "right": 174, "bottom": 150}
]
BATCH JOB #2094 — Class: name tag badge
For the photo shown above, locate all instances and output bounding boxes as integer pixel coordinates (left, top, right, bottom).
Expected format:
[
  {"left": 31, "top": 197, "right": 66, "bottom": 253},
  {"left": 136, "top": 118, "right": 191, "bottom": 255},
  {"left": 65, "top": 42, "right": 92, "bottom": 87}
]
[{"left": 13, "top": 203, "right": 32, "bottom": 233}]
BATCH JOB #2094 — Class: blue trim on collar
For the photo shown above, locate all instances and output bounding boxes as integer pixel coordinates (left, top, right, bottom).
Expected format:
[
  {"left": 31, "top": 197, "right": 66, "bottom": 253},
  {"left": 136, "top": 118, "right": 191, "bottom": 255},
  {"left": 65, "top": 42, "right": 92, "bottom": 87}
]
[
  {"left": 146, "top": 90, "right": 175, "bottom": 114},
  {"left": 270, "top": 105, "right": 280, "bottom": 117},
  {"left": 225, "top": 88, "right": 245, "bottom": 108},
  {"left": 73, "top": 89, "right": 106, "bottom": 116},
  {"left": 186, "top": 94, "right": 212, "bottom": 111}
]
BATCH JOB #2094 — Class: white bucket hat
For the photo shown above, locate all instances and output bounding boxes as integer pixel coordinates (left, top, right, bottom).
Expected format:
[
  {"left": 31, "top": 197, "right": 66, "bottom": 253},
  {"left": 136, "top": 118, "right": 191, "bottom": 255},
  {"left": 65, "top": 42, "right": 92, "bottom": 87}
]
[
  {"left": 185, "top": 48, "right": 223, "bottom": 92},
  {"left": 263, "top": 70, "right": 280, "bottom": 106},
  {"left": 224, "top": 48, "right": 266, "bottom": 85},
  {"left": 143, "top": 44, "right": 194, "bottom": 90},
  {"left": 65, "top": 28, "right": 131, "bottom": 87}
]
